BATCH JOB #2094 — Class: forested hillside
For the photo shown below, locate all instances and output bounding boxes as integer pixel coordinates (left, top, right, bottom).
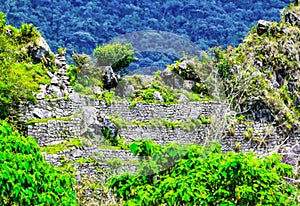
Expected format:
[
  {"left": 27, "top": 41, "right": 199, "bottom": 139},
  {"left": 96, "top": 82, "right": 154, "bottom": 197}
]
[{"left": 1, "top": 0, "right": 291, "bottom": 73}]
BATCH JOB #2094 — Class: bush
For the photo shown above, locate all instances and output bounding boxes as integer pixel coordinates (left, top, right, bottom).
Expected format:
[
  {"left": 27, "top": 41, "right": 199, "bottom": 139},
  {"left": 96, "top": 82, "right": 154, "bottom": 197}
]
[
  {"left": 109, "top": 140, "right": 298, "bottom": 205},
  {"left": 0, "top": 120, "right": 77, "bottom": 205},
  {"left": 93, "top": 42, "right": 135, "bottom": 72},
  {"left": 0, "top": 12, "right": 5, "bottom": 28}
]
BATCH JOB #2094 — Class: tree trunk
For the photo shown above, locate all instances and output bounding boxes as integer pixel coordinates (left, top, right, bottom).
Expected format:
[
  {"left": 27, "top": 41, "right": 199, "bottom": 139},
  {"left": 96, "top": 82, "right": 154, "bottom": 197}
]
[{"left": 296, "top": 0, "right": 299, "bottom": 6}]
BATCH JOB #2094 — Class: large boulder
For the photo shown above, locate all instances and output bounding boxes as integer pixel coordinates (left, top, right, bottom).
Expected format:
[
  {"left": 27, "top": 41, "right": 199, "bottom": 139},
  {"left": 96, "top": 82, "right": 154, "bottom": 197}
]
[
  {"left": 257, "top": 20, "right": 273, "bottom": 36},
  {"left": 80, "top": 106, "right": 119, "bottom": 140},
  {"left": 102, "top": 66, "right": 119, "bottom": 89},
  {"left": 285, "top": 12, "right": 300, "bottom": 27},
  {"left": 153, "top": 91, "right": 164, "bottom": 102},
  {"left": 169, "top": 58, "right": 201, "bottom": 82},
  {"left": 80, "top": 106, "right": 104, "bottom": 140},
  {"left": 161, "top": 68, "right": 184, "bottom": 89},
  {"left": 29, "top": 37, "right": 51, "bottom": 62}
]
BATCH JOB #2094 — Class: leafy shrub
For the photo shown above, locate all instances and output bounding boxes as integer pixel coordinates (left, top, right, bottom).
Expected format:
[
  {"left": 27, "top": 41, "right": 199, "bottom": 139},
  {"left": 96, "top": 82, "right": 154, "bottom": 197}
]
[
  {"left": 128, "top": 81, "right": 178, "bottom": 104},
  {"left": 66, "top": 64, "right": 78, "bottom": 86},
  {"left": 110, "top": 140, "right": 298, "bottom": 205},
  {"left": 95, "top": 90, "right": 119, "bottom": 105},
  {"left": 18, "top": 23, "right": 40, "bottom": 43},
  {"left": 93, "top": 42, "right": 135, "bottom": 72},
  {"left": 0, "top": 120, "right": 77, "bottom": 205},
  {"left": 0, "top": 12, "right": 5, "bottom": 28}
]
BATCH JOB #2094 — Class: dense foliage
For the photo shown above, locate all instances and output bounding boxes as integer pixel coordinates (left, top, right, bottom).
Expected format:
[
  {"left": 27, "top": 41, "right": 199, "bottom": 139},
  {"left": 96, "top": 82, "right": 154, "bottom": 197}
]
[
  {"left": 0, "top": 0, "right": 290, "bottom": 73},
  {"left": 93, "top": 42, "right": 135, "bottom": 72},
  {"left": 109, "top": 140, "right": 298, "bottom": 205},
  {"left": 0, "top": 12, "right": 53, "bottom": 119},
  {"left": 0, "top": 120, "right": 77, "bottom": 205}
]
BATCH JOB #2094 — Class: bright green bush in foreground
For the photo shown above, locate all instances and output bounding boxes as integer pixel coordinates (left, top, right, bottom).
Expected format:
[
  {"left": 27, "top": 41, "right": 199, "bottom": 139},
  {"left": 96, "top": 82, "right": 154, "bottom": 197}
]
[
  {"left": 0, "top": 120, "right": 77, "bottom": 205},
  {"left": 109, "top": 140, "right": 298, "bottom": 205}
]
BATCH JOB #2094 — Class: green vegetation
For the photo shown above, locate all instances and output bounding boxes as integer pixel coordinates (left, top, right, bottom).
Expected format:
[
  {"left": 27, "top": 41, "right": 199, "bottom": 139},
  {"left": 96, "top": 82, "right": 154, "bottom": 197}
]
[
  {"left": 167, "top": 53, "right": 222, "bottom": 100},
  {"left": 110, "top": 115, "right": 212, "bottom": 131},
  {"left": 1, "top": 3, "right": 300, "bottom": 205},
  {"left": 212, "top": 5, "right": 300, "bottom": 132},
  {"left": 0, "top": 120, "right": 77, "bottom": 205},
  {"left": 41, "top": 138, "right": 83, "bottom": 154},
  {"left": 101, "top": 127, "right": 129, "bottom": 150},
  {"left": 94, "top": 90, "right": 123, "bottom": 105},
  {"left": 93, "top": 42, "right": 135, "bottom": 73},
  {"left": 25, "top": 117, "right": 71, "bottom": 125},
  {"left": 0, "top": 12, "right": 53, "bottom": 120},
  {"left": 243, "top": 127, "right": 254, "bottom": 139},
  {"left": 0, "top": 12, "right": 53, "bottom": 119},
  {"left": 109, "top": 140, "right": 299, "bottom": 205},
  {"left": 126, "top": 74, "right": 179, "bottom": 105},
  {"left": 69, "top": 53, "right": 103, "bottom": 95}
]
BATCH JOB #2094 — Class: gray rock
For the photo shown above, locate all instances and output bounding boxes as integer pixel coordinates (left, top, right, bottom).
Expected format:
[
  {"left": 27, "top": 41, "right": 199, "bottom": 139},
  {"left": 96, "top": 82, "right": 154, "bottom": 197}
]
[
  {"left": 177, "top": 93, "right": 189, "bottom": 102},
  {"left": 103, "top": 116, "right": 119, "bottom": 138},
  {"left": 175, "top": 58, "right": 201, "bottom": 82},
  {"left": 178, "top": 61, "right": 187, "bottom": 70},
  {"left": 51, "top": 76, "right": 59, "bottom": 85},
  {"left": 285, "top": 12, "right": 300, "bottom": 27},
  {"left": 257, "top": 20, "right": 272, "bottom": 36},
  {"left": 115, "top": 82, "right": 135, "bottom": 98},
  {"left": 102, "top": 66, "right": 119, "bottom": 89},
  {"left": 34, "top": 48, "right": 49, "bottom": 61},
  {"left": 154, "top": 91, "right": 164, "bottom": 102},
  {"left": 93, "top": 86, "right": 102, "bottom": 94},
  {"left": 161, "top": 68, "right": 184, "bottom": 89},
  {"left": 36, "top": 92, "right": 45, "bottom": 100},
  {"left": 183, "top": 80, "right": 194, "bottom": 91},
  {"left": 125, "top": 85, "right": 135, "bottom": 96},
  {"left": 47, "top": 71, "right": 54, "bottom": 78},
  {"left": 49, "top": 85, "right": 63, "bottom": 98},
  {"left": 57, "top": 69, "right": 66, "bottom": 76},
  {"left": 81, "top": 106, "right": 100, "bottom": 132},
  {"left": 71, "top": 149, "right": 83, "bottom": 158},
  {"left": 55, "top": 59, "right": 63, "bottom": 68},
  {"left": 33, "top": 108, "right": 53, "bottom": 118},
  {"left": 56, "top": 108, "right": 64, "bottom": 115},
  {"left": 291, "top": 144, "right": 300, "bottom": 154},
  {"left": 80, "top": 106, "right": 106, "bottom": 141},
  {"left": 69, "top": 92, "right": 81, "bottom": 103},
  {"left": 32, "top": 38, "right": 51, "bottom": 61}
]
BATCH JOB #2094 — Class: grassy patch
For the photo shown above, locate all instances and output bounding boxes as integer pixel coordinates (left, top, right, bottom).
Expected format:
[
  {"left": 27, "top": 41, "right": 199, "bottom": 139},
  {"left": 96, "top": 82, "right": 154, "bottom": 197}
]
[
  {"left": 25, "top": 117, "right": 72, "bottom": 125},
  {"left": 41, "top": 137, "right": 83, "bottom": 154}
]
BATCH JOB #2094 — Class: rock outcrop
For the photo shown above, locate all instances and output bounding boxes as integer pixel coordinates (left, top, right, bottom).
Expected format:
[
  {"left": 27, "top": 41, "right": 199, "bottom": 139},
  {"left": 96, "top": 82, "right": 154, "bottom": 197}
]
[{"left": 37, "top": 54, "right": 73, "bottom": 99}]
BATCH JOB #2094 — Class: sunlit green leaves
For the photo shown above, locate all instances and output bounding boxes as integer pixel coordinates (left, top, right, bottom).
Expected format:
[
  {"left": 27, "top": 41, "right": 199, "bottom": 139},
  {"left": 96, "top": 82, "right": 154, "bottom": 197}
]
[
  {"left": 0, "top": 120, "right": 77, "bottom": 205},
  {"left": 110, "top": 140, "right": 298, "bottom": 205},
  {"left": 0, "top": 15, "right": 51, "bottom": 120},
  {"left": 93, "top": 42, "right": 135, "bottom": 72}
]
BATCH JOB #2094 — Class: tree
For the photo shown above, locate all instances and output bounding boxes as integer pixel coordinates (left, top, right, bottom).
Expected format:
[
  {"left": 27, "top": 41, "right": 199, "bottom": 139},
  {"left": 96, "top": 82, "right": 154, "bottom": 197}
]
[
  {"left": 0, "top": 120, "right": 78, "bottom": 205},
  {"left": 295, "top": 0, "right": 299, "bottom": 6},
  {"left": 93, "top": 42, "right": 135, "bottom": 72}
]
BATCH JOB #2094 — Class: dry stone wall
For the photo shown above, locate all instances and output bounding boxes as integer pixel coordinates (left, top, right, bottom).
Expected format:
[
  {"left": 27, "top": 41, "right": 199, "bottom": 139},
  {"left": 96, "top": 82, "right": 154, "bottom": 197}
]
[
  {"left": 19, "top": 94, "right": 300, "bottom": 184},
  {"left": 20, "top": 96, "right": 300, "bottom": 152}
]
